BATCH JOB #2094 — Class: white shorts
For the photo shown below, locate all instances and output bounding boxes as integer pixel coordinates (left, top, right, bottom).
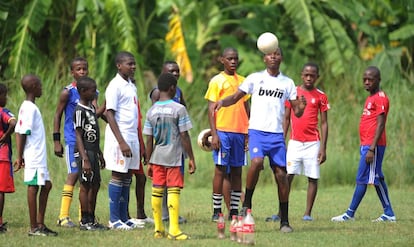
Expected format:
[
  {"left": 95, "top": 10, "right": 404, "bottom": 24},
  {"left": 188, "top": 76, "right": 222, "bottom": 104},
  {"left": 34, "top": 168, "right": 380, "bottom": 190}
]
[
  {"left": 24, "top": 167, "right": 50, "bottom": 186},
  {"left": 286, "top": 140, "right": 320, "bottom": 179},
  {"left": 104, "top": 140, "right": 140, "bottom": 173}
]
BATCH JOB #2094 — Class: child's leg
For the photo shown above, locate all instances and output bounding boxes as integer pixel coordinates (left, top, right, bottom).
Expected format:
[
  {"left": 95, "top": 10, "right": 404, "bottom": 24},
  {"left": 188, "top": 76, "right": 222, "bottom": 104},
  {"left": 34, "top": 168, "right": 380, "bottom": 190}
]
[
  {"left": 108, "top": 174, "right": 123, "bottom": 223},
  {"left": 162, "top": 188, "right": 168, "bottom": 220},
  {"left": 27, "top": 185, "right": 39, "bottom": 230},
  {"left": 79, "top": 183, "right": 90, "bottom": 224},
  {"left": 0, "top": 192, "right": 4, "bottom": 225},
  {"left": 135, "top": 173, "right": 147, "bottom": 219},
  {"left": 167, "top": 187, "right": 182, "bottom": 236},
  {"left": 38, "top": 181, "right": 52, "bottom": 227},
  {"left": 120, "top": 177, "right": 131, "bottom": 222},
  {"left": 90, "top": 182, "right": 100, "bottom": 222},
  {"left": 152, "top": 186, "right": 164, "bottom": 234}
]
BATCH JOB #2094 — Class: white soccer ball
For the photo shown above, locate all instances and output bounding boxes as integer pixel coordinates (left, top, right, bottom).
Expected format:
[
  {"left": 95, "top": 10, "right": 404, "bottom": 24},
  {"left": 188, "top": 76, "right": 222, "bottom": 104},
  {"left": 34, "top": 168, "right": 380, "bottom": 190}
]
[
  {"left": 197, "top": 129, "right": 213, "bottom": 152},
  {"left": 257, "top": 32, "right": 279, "bottom": 54}
]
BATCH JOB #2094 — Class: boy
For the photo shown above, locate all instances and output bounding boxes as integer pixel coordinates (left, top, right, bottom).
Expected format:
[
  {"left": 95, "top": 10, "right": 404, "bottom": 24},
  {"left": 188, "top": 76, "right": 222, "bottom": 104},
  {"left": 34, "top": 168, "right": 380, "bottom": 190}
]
[
  {"left": 205, "top": 47, "right": 249, "bottom": 221},
  {"left": 331, "top": 66, "right": 396, "bottom": 222},
  {"left": 0, "top": 83, "right": 16, "bottom": 233},
  {"left": 143, "top": 73, "right": 196, "bottom": 240},
  {"left": 104, "top": 51, "right": 141, "bottom": 230},
  {"left": 14, "top": 74, "right": 58, "bottom": 236},
  {"left": 285, "top": 63, "right": 329, "bottom": 221},
  {"left": 73, "top": 77, "right": 107, "bottom": 230},
  {"left": 54, "top": 57, "right": 97, "bottom": 227}
]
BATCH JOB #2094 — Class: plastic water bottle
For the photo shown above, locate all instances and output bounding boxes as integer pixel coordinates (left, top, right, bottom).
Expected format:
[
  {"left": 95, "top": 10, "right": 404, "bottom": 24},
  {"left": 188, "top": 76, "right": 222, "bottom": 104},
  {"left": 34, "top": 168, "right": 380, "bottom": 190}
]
[
  {"left": 217, "top": 213, "right": 225, "bottom": 239},
  {"left": 243, "top": 209, "right": 255, "bottom": 245},
  {"left": 229, "top": 215, "right": 237, "bottom": 241},
  {"left": 236, "top": 215, "right": 244, "bottom": 243}
]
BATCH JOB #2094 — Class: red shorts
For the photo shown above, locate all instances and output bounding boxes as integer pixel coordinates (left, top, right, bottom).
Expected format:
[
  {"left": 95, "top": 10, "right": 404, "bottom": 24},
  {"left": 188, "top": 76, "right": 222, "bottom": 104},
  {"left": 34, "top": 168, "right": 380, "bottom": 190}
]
[
  {"left": 0, "top": 161, "right": 15, "bottom": 193},
  {"left": 152, "top": 165, "right": 184, "bottom": 188},
  {"left": 130, "top": 161, "right": 144, "bottom": 175}
]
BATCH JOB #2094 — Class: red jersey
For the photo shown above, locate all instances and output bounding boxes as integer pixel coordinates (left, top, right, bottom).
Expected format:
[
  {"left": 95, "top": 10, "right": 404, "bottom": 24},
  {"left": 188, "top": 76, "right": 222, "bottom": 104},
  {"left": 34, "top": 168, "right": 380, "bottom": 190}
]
[
  {"left": 286, "top": 87, "right": 329, "bottom": 142},
  {"left": 0, "top": 107, "right": 15, "bottom": 162},
  {"left": 359, "top": 91, "right": 389, "bottom": 146}
]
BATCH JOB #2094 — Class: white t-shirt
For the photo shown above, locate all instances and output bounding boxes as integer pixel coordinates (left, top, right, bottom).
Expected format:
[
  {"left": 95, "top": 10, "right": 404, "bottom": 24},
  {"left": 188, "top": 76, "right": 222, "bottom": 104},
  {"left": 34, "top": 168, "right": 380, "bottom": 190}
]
[
  {"left": 239, "top": 70, "right": 297, "bottom": 133},
  {"left": 105, "top": 73, "right": 139, "bottom": 142},
  {"left": 15, "top": 100, "right": 47, "bottom": 168}
]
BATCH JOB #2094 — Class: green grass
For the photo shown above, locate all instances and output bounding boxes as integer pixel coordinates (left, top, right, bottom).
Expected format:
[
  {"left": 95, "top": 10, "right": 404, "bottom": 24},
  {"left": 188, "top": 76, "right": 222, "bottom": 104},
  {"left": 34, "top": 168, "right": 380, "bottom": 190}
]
[{"left": 3, "top": 171, "right": 414, "bottom": 247}]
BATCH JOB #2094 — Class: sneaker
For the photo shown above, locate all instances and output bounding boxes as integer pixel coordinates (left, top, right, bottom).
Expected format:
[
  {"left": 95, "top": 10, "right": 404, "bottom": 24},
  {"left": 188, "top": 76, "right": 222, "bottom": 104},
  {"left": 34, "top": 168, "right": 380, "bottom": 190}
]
[
  {"left": 129, "top": 217, "right": 154, "bottom": 226},
  {"left": 239, "top": 207, "right": 248, "bottom": 217},
  {"left": 41, "top": 226, "right": 58, "bottom": 236},
  {"left": 0, "top": 222, "right": 7, "bottom": 233},
  {"left": 80, "top": 222, "right": 97, "bottom": 231},
  {"left": 28, "top": 228, "right": 47, "bottom": 237},
  {"left": 265, "top": 214, "right": 280, "bottom": 222},
  {"left": 280, "top": 223, "right": 293, "bottom": 233},
  {"left": 125, "top": 219, "right": 144, "bottom": 229},
  {"left": 108, "top": 220, "right": 132, "bottom": 230},
  {"left": 372, "top": 214, "right": 396, "bottom": 222},
  {"left": 93, "top": 222, "right": 109, "bottom": 230},
  {"left": 57, "top": 217, "right": 76, "bottom": 228},
  {"left": 331, "top": 213, "right": 354, "bottom": 222},
  {"left": 303, "top": 215, "right": 313, "bottom": 221},
  {"left": 211, "top": 213, "right": 220, "bottom": 222}
]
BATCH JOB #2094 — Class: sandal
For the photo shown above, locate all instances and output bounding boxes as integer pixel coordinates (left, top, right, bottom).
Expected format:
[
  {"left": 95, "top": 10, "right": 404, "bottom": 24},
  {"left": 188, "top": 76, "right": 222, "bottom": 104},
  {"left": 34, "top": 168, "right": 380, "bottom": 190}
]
[
  {"left": 167, "top": 232, "right": 190, "bottom": 240},
  {"left": 154, "top": 230, "right": 166, "bottom": 239}
]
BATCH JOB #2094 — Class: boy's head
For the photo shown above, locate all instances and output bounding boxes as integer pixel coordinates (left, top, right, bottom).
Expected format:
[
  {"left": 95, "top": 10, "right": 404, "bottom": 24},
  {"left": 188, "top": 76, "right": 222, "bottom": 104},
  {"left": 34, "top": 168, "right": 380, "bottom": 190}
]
[
  {"left": 0, "top": 83, "right": 8, "bottom": 107},
  {"left": 115, "top": 51, "right": 136, "bottom": 80},
  {"left": 21, "top": 74, "right": 42, "bottom": 98},
  {"left": 70, "top": 57, "right": 88, "bottom": 81},
  {"left": 157, "top": 73, "right": 177, "bottom": 97},
  {"left": 220, "top": 47, "right": 239, "bottom": 75},
  {"left": 301, "top": 62, "right": 319, "bottom": 90},
  {"left": 77, "top": 76, "right": 97, "bottom": 102},
  {"left": 162, "top": 61, "right": 180, "bottom": 80}
]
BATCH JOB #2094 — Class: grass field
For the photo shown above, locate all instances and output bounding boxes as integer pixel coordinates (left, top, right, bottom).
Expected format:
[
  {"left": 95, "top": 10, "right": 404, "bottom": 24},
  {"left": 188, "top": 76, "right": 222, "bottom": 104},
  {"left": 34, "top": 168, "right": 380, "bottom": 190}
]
[{"left": 2, "top": 173, "right": 414, "bottom": 247}]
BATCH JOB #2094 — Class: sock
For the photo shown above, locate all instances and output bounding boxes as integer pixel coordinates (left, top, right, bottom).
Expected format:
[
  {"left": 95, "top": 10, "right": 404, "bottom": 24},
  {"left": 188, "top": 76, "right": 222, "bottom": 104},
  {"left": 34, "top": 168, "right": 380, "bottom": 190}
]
[
  {"left": 108, "top": 179, "right": 123, "bottom": 223},
  {"left": 280, "top": 201, "right": 289, "bottom": 225},
  {"left": 168, "top": 187, "right": 181, "bottom": 236},
  {"left": 59, "top": 184, "right": 74, "bottom": 219},
  {"left": 81, "top": 211, "right": 89, "bottom": 224},
  {"left": 152, "top": 187, "right": 164, "bottom": 233},
  {"left": 346, "top": 184, "right": 367, "bottom": 217},
  {"left": 162, "top": 188, "right": 169, "bottom": 219},
  {"left": 230, "top": 191, "right": 242, "bottom": 214},
  {"left": 375, "top": 179, "right": 395, "bottom": 216},
  {"left": 243, "top": 188, "right": 254, "bottom": 209},
  {"left": 120, "top": 178, "right": 131, "bottom": 222},
  {"left": 212, "top": 193, "right": 223, "bottom": 214}
]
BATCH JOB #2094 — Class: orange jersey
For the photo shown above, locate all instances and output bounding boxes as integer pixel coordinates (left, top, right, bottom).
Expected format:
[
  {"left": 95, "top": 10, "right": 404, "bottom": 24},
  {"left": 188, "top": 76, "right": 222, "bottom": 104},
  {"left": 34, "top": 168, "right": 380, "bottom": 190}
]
[{"left": 204, "top": 72, "right": 249, "bottom": 134}]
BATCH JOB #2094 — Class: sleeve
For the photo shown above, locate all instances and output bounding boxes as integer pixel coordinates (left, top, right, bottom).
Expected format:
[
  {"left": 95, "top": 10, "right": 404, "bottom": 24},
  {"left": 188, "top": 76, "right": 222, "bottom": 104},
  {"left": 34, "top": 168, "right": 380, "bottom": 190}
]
[
  {"left": 204, "top": 79, "right": 219, "bottom": 102},
  {"left": 285, "top": 100, "right": 291, "bottom": 109},
  {"left": 15, "top": 104, "right": 34, "bottom": 135},
  {"left": 105, "top": 82, "right": 119, "bottom": 111},
  {"left": 238, "top": 75, "right": 253, "bottom": 95},
  {"left": 320, "top": 93, "right": 330, "bottom": 112},
  {"left": 73, "top": 108, "right": 84, "bottom": 129},
  {"left": 142, "top": 110, "right": 153, "bottom": 136},
  {"left": 287, "top": 80, "right": 297, "bottom": 101},
  {"left": 178, "top": 107, "right": 192, "bottom": 133}
]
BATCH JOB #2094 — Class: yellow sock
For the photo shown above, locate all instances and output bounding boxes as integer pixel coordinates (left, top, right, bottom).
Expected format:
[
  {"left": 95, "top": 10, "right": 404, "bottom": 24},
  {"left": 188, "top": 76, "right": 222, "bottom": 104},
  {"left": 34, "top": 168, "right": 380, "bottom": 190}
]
[
  {"left": 167, "top": 187, "right": 181, "bottom": 236},
  {"left": 152, "top": 187, "right": 164, "bottom": 233},
  {"left": 59, "top": 184, "right": 74, "bottom": 219}
]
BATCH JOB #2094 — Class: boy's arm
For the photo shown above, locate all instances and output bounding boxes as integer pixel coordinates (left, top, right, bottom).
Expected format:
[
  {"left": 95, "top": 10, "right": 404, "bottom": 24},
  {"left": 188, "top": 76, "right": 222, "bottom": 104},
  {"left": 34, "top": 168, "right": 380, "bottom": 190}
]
[
  {"left": 365, "top": 113, "right": 385, "bottom": 164},
  {"left": 53, "top": 89, "right": 69, "bottom": 157},
  {"left": 213, "top": 89, "right": 246, "bottom": 113},
  {"left": 319, "top": 110, "right": 328, "bottom": 164},
  {"left": 289, "top": 95, "right": 307, "bottom": 118},
  {"left": 13, "top": 133, "right": 26, "bottom": 171},
  {"left": 180, "top": 91, "right": 187, "bottom": 107},
  {"left": 180, "top": 131, "right": 196, "bottom": 174},
  {"left": 0, "top": 118, "right": 16, "bottom": 144},
  {"left": 75, "top": 128, "right": 91, "bottom": 174},
  {"left": 207, "top": 100, "right": 220, "bottom": 150},
  {"left": 106, "top": 109, "right": 131, "bottom": 156},
  {"left": 283, "top": 106, "right": 291, "bottom": 141},
  {"left": 145, "top": 135, "right": 154, "bottom": 178},
  {"left": 150, "top": 88, "right": 160, "bottom": 104}
]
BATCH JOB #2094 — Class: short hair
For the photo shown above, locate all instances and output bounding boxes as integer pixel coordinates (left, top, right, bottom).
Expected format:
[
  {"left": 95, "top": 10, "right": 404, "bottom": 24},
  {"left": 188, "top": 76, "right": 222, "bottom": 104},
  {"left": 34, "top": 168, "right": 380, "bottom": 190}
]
[
  {"left": 366, "top": 66, "right": 381, "bottom": 79},
  {"left": 157, "top": 73, "right": 177, "bottom": 92},
  {"left": 163, "top": 61, "right": 178, "bottom": 67},
  {"left": 302, "top": 62, "right": 319, "bottom": 75},
  {"left": 77, "top": 76, "right": 96, "bottom": 92},
  {"left": 21, "top": 74, "right": 40, "bottom": 93},
  {"left": 0, "top": 83, "right": 7, "bottom": 95},
  {"left": 222, "top": 47, "right": 238, "bottom": 56},
  {"left": 115, "top": 51, "right": 134, "bottom": 64},
  {"left": 70, "top": 57, "right": 88, "bottom": 70}
]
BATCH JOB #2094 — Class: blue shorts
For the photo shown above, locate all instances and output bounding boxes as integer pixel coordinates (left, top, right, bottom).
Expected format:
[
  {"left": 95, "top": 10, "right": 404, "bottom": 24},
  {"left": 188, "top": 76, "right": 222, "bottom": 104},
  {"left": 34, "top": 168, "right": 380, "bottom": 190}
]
[
  {"left": 356, "top": 145, "right": 385, "bottom": 185},
  {"left": 212, "top": 131, "right": 247, "bottom": 170},
  {"left": 248, "top": 129, "right": 286, "bottom": 167},
  {"left": 66, "top": 144, "right": 79, "bottom": 174}
]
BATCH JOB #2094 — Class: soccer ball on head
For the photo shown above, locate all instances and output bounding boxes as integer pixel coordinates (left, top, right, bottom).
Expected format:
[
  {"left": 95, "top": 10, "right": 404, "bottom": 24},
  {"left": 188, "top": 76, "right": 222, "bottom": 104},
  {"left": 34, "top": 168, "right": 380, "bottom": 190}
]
[
  {"left": 257, "top": 32, "right": 279, "bottom": 54},
  {"left": 197, "top": 129, "right": 213, "bottom": 152}
]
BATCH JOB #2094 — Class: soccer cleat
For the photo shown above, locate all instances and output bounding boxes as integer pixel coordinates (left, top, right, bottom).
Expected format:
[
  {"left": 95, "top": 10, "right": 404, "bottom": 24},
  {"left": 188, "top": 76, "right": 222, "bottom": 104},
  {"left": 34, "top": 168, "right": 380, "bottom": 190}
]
[
  {"left": 57, "top": 217, "right": 76, "bottom": 228},
  {"left": 0, "top": 222, "right": 7, "bottom": 233},
  {"left": 265, "top": 214, "right": 280, "bottom": 222},
  {"left": 41, "top": 226, "right": 58, "bottom": 236},
  {"left": 302, "top": 215, "right": 313, "bottom": 221},
  {"left": 80, "top": 222, "right": 97, "bottom": 231},
  {"left": 280, "top": 223, "right": 293, "bottom": 233},
  {"left": 28, "top": 228, "right": 47, "bottom": 237},
  {"left": 331, "top": 213, "right": 354, "bottom": 222},
  {"left": 372, "top": 214, "right": 396, "bottom": 222},
  {"left": 108, "top": 220, "right": 132, "bottom": 230},
  {"left": 211, "top": 213, "right": 220, "bottom": 222}
]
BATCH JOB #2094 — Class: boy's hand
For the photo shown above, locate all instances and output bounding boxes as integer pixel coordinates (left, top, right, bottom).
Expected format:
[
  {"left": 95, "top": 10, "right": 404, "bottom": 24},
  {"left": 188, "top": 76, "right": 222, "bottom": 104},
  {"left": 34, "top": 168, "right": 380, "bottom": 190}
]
[
  {"left": 54, "top": 142, "right": 64, "bottom": 157},
  {"left": 98, "top": 154, "right": 106, "bottom": 169},
  {"left": 147, "top": 164, "right": 153, "bottom": 179},
  {"left": 13, "top": 158, "right": 24, "bottom": 172},
  {"left": 188, "top": 159, "right": 196, "bottom": 174}
]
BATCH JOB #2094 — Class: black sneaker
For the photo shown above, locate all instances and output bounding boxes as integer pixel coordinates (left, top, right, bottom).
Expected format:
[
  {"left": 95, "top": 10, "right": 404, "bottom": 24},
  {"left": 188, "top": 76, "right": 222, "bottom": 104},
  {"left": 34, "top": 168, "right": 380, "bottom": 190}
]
[
  {"left": 229, "top": 209, "right": 238, "bottom": 221},
  {"left": 0, "top": 222, "right": 7, "bottom": 233},
  {"left": 80, "top": 222, "right": 97, "bottom": 231},
  {"left": 239, "top": 207, "right": 249, "bottom": 217},
  {"left": 41, "top": 226, "right": 58, "bottom": 236},
  {"left": 93, "top": 222, "right": 109, "bottom": 230},
  {"left": 28, "top": 228, "right": 47, "bottom": 237},
  {"left": 211, "top": 213, "right": 220, "bottom": 222}
]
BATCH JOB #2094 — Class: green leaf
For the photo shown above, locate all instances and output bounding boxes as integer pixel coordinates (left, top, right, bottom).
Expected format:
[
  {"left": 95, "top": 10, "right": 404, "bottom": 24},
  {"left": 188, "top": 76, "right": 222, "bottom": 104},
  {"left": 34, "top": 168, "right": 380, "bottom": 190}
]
[{"left": 389, "top": 24, "right": 414, "bottom": 40}]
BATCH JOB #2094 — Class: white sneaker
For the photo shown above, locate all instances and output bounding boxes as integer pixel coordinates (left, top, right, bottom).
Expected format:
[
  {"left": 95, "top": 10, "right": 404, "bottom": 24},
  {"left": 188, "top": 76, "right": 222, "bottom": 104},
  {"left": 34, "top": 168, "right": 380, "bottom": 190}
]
[
  {"left": 108, "top": 220, "right": 132, "bottom": 230},
  {"left": 125, "top": 219, "right": 144, "bottom": 229},
  {"left": 331, "top": 213, "right": 355, "bottom": 222},
  {"left": 372, "top": 214, "right": 396, "bottom": 222}
]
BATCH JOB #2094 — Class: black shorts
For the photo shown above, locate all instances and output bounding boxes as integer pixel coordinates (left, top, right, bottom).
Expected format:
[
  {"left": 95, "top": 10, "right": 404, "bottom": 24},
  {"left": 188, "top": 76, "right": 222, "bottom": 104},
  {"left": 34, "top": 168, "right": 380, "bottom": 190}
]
[{"left": 75, "top": 150, "right": 101, "bottom": 184}]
